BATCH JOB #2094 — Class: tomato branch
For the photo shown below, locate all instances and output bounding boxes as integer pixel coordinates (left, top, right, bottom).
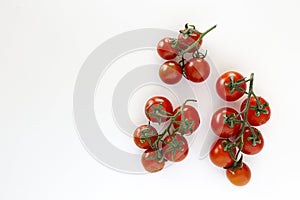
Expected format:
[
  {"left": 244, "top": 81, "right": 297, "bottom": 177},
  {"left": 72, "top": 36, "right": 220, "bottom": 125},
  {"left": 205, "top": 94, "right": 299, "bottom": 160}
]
[{"left": 223, "top": 73, "right": 265, "bottom": 168}]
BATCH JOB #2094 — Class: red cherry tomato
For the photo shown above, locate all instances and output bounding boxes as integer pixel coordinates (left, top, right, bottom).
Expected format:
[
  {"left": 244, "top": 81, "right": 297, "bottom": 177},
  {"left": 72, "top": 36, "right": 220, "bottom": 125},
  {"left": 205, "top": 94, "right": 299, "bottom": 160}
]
[
  {"left": 162, "top": 134, "right": 189, "bottom": 162},
  {"left": 226, "top": 163, "right": 251, "bottom": 186},
  {"left": 177, "top": 29, "right": 202, "bottom": 52},
  {"left": 141, "top": 148, "right": 165, "bottom": 173},
  {"left": 211, "top": 107, "right": 241, "bottom": 138},
  {"left": 159, "top": 61, "right": 182, "bottom": 85},
  {"left": 145, "top": 96, "right": 173, "bottom": 124},
  {"left": 184, "top": 58, "right": 210, "bottom": 83},
  {"left": 173, "top": 105, "right": 200, "bottom": 135},
  {"left": 133, "top": 125, "right": 158, "bottom": 149},
  {"left": 157, "top": 37, "right": 178, "bottom": 60},
  {"left": 216, "top": 71, "right": 247, "bottom": 101},
  {"left": 240, "top": 96, "right": 271, "bottom": 126},
  {"left": 238, "top": 127, "right": 264, "bottom": 155},
  {"left": 209, "top": 139, "right": 236, "bottom": 168}
]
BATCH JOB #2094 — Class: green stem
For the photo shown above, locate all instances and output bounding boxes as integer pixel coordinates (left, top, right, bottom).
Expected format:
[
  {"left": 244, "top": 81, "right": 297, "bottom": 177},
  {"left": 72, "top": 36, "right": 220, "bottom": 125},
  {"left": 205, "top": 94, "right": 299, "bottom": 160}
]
[
  {"left": 251, "top": 92, "right": 263, "bottom": 109},
  {"left": 233, "top": 73, "right": 254, "bottom": 142},
  {"left": 154, "top": 111, "right": 173, "bottom": 119},
  {"left": 229, "top": 73, "right": 255, "bottom": 162},
  {"left": 235, "top": 134, "right": 244, "bottom": 161},
  {"left": 154, "top": 99, "right": 196, "bottom": 146},
  {"left": 178, "top": 24, "right": 217, "bottom": 56},
  {"left": 179, "top": 56, "right": 188, "bottom": 79}
]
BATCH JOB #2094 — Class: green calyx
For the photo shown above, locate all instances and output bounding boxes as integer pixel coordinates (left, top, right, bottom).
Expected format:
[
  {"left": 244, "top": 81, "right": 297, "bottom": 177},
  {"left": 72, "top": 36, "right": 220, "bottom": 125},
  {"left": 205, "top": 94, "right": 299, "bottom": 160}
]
[
  {"left": 249, "top": 101, "right": 269, "bottom": 117},
  {"left": 140, "top": 122, "right": 157, "bottom": 148},
  {"left": 222, "top": 139, "right": 238, "bottom": 162},
  {"left": 247, "top": 128, "right": 262, "bottom": 146},
  {"left": 224, "top": 155, "right": 244, "bottom": 172},
  {"left": 145, "top": 149, "right": 165, "bottom": 163},
  {"left": 224, "top": 75, "right": 246, "bottom": 94},
  {"left": 163, "top": 135, "right": 185, "bottom": 161},
  {"left": 192, "top": 49, "right": 207, "bottom": 59},
  {"left": 179, "top": 23, "right": 198, "bottom": 39},
  {"left": 146, "top": 103, "right": 171, "bottom": 125},
  {"left": 173, "top": 118, "right": 194, "bottom": 135},
  {"left": 172, "top": 99, "right": 197, "bottom": 134},
  {"left": 223, "top": 113, "right": 242, "bottom": 128}
]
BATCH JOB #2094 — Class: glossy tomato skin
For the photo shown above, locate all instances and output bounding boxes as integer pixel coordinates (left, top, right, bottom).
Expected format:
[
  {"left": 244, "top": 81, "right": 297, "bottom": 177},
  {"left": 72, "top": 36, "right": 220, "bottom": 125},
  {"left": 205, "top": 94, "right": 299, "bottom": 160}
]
[
  {"left": 145, "top": 96, "right": 173, "bottom": 123},
  {"left": 240, "top": 96, "right": 271, "bottom": 126},
  {"left": 239, "top": 127, "right": 264, "bottom": 155},
  {"left": 211, "top": 107, "right": 241, "bottom": 138},
  {"left": 159, "top": 61, "right": 182, "bottom": 85},
  {"left": 216, "top": 71, "right": 247, "bottom": 101},
  {"left": 184, "top": 58, "right": 210, "bottom": 83},
  {"left": 157, "top": 37, "right": 178, "bottom": 60},
  {"left": 173, "top": 105, "right": 200, "bottom": 135},
  {"left": 178, "top": 30, "right": 202, "bottom": 52},
  {"left": 141, "top": 148, "right": 165, "bottom": 173},
  {"left": 133, "top": 125, "right": 158, "bottom": 149},
  {"left": 209, "top": 139, "right": 236, "bottom": 168},
  {"left": 226, "top": 163, "right": 251, "bottom": 186},
  {"left": 162, "top": 134, "right": 189, "bottom": 162}
]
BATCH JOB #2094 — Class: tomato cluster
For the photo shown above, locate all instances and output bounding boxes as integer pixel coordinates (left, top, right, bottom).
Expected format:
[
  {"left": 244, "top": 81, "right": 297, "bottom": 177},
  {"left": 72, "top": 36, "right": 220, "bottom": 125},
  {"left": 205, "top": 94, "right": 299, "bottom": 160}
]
[
  {"left": 157, "top": 24, "right": 216, "bottom": 84},
  {"left": 130, "top": 23, "right": 271, "bottom": 187},
  {"left": 209, "top": 71, "right": 271, "bottom": 186},
  {"left": 133, "top": 96, "right": 200, "bottom": 173}
]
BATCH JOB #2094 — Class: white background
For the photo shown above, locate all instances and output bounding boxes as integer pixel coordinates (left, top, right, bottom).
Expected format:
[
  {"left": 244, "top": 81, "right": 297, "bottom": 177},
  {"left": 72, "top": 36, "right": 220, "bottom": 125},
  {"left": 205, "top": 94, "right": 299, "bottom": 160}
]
[{"left": 1, "top": 0, "right": 300, "bottom": 199}]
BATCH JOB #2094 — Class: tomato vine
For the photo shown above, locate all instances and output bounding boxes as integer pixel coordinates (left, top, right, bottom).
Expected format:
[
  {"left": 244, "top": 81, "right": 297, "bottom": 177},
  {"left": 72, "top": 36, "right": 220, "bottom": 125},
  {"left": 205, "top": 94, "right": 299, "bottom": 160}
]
[
  {"left": 222, "top": 73, "right": 269, "bottom": 172},
  {"left": 147, "top": 99, "right": 196, "bottom": 148}
]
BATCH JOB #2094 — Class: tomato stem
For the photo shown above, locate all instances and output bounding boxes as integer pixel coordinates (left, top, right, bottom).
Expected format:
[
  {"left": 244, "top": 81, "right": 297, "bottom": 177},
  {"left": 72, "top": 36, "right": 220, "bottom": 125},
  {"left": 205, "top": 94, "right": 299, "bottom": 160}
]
[
  {"left": 146, "top": 99, "right": 197, "bottom": 155},
  {"left": 224, "top": 73, "right": 264, "bottom": 169}
]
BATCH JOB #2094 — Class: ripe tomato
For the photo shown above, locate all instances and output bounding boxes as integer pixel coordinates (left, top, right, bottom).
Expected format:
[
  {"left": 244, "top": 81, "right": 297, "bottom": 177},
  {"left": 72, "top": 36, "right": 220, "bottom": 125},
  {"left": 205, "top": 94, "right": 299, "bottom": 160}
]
[
  {"left": 184, "top": 58, "right": 210, "bottom": 83},
  {"left": 159, "top": 61, "right": 182, "bottom": 85},
  {"left": 240, "top": 96, "right": 271, "bottom": 126},
  {"left": 238, "top": 127, "right": 264, "bottom": 155},
  {"left": 226, "top": 163, "right": 251, "bottom": 186},
  {"left": 162, "top": 134, "right": 189, "bottom": 162},
  {"left": 157, "top": 37, "right": 178, "bottom": 60},
  {"left": 173, "top": 105, "right": 200, "bottom": 135},
  {"left": 141, "top": 148, "right": 165, "bottom": 173},
  {"left": 211, "top": 107, "right": 241, "bottom": 138},
  {"left": 177, "top": 29, "right": 202, "bottom": 52},
  {"left": 209, "top": 139, "right": 236, "bottom": 168},
  {"left": 145, "top": 96, "right": 173, "bottom": 124},
  {"left": 133, "top": 125, "right": 158, "bottom": 149},
  {"left": 216, "top": 71, "right": 247, "bottom": 101}
]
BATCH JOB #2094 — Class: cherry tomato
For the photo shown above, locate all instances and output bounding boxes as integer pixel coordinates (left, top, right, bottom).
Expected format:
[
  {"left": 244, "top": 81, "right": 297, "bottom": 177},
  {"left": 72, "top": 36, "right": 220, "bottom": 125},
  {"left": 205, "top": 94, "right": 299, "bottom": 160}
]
[
  {"left": 173, "top": 105, "right": 200, "bottom": 135},
  {"left": 238, "top": 127, "right": 264, "bottom": 155},
  {"left": 211, "top": 107, "right": 241, "bottom": 138},
  {"left": 226, "top": 163, "right": 251, "bottom": 186},
  {"left": 141, "top": 148, "right": 165, "bottom": 173},
  {"left": 159, "top": 61, "right": 182, "bottom": 84},
  {"left": 209, "top": 139, "right": 236, "bottom": 168},
  {"left": 216, "top": 71, "right": 247, "bottom": 101},
  {"left": 162, "top": 134, "right": 189, "bottom": 162},
  {"left": 184, "top": 58, "right": 210, "bottom": 83},
  {"left": 157, "top": 37, "right": 178, "bottom": 60},
  {"left": 133, "top": 125, "right": 158, "bottom": 149},
  {"left": 240, "top": 96, "right": 271, "bottom": 126},
  {"left": 177, "top": 29, "right": 202, "bottom": 52},
  {"left": 145, "top": 96, "right": 173, "bottom": 124}
]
